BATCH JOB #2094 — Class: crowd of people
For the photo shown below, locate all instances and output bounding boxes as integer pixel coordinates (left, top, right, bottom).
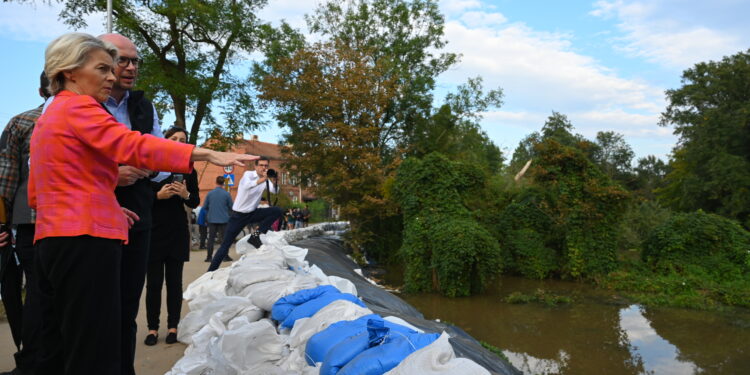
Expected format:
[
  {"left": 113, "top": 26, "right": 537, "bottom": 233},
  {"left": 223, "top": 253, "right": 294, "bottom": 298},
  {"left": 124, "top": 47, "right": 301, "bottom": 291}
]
[{"left": 0, "top": 32, "right": 261, "bottom": 375}]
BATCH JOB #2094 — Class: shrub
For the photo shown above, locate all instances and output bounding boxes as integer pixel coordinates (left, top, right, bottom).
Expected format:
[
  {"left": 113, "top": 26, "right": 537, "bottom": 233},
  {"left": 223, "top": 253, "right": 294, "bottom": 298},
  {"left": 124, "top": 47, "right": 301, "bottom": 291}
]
[
  {"left": 642, "top": 211, "right": 750, "bottom": 280},
  {"left": 617, "top": 200, "right": 672, "bottom": 252},
  {"left": 393, "top": 153, "right": 505, "bottom": 296}
]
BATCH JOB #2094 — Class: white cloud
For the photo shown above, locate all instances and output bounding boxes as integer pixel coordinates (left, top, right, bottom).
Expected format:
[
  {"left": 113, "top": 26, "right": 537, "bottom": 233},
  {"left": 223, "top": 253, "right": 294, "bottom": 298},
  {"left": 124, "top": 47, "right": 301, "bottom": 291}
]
[
  {"left": 440, "top": 19, "right": 665, "bottom": 115},
  {"left": 0, "top": 3, "right": 105, "bottom": 41},
  {"left": 459, "top": 11, "right": 507, "bottom": 28},
  {"left": 439, "top": 0, "right": 483, "bottom": 13},
  {"left": 590, "top": 0, "right": 747, "bottom": 69}
]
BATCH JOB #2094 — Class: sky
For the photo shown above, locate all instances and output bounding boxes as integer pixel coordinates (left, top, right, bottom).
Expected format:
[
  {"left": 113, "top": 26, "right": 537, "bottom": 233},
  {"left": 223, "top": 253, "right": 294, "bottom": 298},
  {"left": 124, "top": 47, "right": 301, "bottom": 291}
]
[{"left": 1, "top": 0, "right": 749, "bottom": 163}]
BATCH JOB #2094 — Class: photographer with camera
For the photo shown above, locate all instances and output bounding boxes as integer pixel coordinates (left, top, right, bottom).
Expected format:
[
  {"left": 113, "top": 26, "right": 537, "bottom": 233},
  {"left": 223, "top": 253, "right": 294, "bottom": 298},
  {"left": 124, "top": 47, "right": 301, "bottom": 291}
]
[{"left": 207, "top": 157, "right": 283, "bottom": 272}]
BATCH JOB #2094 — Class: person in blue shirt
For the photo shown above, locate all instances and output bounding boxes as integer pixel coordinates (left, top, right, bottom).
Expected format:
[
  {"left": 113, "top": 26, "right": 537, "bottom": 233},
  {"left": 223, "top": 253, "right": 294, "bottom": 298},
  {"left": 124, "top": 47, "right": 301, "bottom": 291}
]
[{"left": 203, "top": 176, "right": 234, "bottom": 262}]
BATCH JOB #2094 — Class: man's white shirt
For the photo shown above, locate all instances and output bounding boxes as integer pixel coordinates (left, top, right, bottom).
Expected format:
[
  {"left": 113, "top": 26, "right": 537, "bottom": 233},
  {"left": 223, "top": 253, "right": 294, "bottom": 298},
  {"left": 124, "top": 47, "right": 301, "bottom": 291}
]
[{"left": 232, "top": 170, "right": 278, "bottom": 213}]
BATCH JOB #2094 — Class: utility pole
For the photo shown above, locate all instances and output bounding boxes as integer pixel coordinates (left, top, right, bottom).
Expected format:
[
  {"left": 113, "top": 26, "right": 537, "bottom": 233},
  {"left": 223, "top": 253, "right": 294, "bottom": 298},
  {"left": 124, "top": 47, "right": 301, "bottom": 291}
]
[{"left": 106, "top": 0, "right": 113, "bottom": 33}]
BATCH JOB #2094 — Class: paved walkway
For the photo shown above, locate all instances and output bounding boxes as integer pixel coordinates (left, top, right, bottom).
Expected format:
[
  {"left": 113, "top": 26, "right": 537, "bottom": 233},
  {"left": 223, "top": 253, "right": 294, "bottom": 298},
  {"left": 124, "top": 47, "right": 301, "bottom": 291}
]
[{"left": 0, "top": 245, "right": 239, "bottom": 375}]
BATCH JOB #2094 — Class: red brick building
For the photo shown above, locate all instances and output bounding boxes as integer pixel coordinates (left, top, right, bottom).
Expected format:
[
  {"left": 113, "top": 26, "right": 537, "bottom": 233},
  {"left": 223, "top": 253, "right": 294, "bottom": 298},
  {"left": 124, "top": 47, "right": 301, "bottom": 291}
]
[{"left": 194, "top": 135, "right": 314, "bottom": 206}]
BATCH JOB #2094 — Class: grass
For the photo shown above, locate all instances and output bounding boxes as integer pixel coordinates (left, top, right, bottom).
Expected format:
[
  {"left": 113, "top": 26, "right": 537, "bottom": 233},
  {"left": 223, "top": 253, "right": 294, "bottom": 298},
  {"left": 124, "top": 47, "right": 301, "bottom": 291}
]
[{"left": 503, "top": 289, "right": 573, "bottom": 306}]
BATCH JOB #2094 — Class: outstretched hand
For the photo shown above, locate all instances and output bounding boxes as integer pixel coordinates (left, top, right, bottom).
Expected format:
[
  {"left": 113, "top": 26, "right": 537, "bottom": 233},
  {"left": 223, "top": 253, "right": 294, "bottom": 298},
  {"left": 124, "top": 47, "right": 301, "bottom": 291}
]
[{"left": 208, "top": 151, "right": 259, "bottom": 167}]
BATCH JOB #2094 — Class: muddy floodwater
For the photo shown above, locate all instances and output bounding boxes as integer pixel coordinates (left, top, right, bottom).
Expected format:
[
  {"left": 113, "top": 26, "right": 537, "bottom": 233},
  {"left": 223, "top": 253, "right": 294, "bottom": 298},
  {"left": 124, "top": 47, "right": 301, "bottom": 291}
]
[{"left": 382, "top": 274, "right": 750, "bottom": 374}]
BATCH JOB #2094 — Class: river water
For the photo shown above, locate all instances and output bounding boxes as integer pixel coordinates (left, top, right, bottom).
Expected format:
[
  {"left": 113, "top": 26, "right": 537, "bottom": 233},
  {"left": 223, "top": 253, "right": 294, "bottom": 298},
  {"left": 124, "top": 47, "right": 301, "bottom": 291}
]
[{"left": 382, "top": 274, "right": 750, "bottom": 374}]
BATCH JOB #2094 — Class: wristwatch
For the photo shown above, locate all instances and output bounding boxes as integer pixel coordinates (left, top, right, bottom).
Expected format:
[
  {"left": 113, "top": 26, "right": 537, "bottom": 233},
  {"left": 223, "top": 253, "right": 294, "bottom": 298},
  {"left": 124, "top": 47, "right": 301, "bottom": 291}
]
[{"left": 184, "top": 192, "right": 190, "bottom": 200}]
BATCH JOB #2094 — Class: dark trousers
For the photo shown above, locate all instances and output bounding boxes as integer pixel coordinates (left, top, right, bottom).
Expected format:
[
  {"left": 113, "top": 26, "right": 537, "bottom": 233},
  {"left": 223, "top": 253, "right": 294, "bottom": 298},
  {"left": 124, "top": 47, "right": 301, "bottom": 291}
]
[
  {"left": 145, "top": 258, "right": 184, "bottom": 331},
  {"left": 198, "top": 225, "right": 207, "bottom": 248},
  {"left": 14, "top": 224, "right": 39, "bottom": 373},
  {"left": 207, "top": 207, "right": 282, "bottom": 272},
  {"left": 120, "top": 229, "right": 150, "bottom": 375},
  {"left": 206, "top": 223, "right": 226, "bottom": 259},
  {"left": 35, "top": 236, "right": 122, "bottom": 375}
]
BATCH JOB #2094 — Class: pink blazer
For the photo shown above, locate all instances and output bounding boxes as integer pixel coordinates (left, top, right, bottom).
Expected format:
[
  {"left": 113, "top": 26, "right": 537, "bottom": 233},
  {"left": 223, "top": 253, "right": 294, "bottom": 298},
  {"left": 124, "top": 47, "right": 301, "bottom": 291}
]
[{"left": 29, "top": 90, "right": 195, "bottom": 243}]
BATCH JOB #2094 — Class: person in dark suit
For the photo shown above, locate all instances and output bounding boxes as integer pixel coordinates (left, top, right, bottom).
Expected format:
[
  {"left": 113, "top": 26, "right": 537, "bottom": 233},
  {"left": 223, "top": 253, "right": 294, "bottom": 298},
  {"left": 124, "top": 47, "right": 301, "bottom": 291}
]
[{"left": 143, "top": 127, "right": 200, "bottom": 346}]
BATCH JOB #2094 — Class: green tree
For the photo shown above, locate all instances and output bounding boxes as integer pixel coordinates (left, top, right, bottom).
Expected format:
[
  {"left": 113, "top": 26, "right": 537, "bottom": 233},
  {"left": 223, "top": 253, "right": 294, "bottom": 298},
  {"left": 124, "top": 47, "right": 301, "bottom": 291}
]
[
  {"left": 304, "top": 0, "right": 459, "bottom": 150},
  {"left": 407, "top": 77, "right": 504, "bottom": 173},
  {"left": 56, "top": 0, "right": 270, "bottom": 144},
  {"left": 590, "top": 131, "right": 635, "bottom": 183},
  {"left": 509, "top": 112, "right": 592, "bottom": 173},
  {"left": 256, "top": 0, "right": 459, "bottom": 252},
  {"left": 632, "top": 155, "right": 668, "bottom": 200},
  {"left": 658, "top": 49, "right": 750, "bottom": 226}
]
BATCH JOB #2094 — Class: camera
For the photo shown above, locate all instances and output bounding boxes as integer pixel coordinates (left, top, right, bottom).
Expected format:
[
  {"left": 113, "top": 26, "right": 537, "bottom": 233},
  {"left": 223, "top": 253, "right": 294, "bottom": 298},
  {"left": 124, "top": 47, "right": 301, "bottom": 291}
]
[
  {"left": 267, "top": 168, "right": 278, "bottom": 179},
  {"left": 173, "top": 174, "right": 184, "bottom": 183}
]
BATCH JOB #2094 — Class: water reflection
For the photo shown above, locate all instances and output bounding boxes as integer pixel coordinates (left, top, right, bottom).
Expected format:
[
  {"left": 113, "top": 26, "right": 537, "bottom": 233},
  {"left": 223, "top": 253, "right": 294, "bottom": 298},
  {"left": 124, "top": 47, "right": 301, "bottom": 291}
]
[
  {"left": 502, "top": 349, "right": 569, "bottom": 375},
  {"left": 620, "top": 305, "right": 699, "bottom": 375},
  {"left": 392, "top": 275, "right": 750, "bottom": 375}
]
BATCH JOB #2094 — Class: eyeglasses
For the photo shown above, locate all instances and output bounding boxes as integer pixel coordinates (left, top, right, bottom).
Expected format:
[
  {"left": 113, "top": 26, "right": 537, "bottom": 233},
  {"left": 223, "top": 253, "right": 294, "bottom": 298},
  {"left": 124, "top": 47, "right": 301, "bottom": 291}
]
[{"left": 116, "top": 56, "right": 140, "bottom": 68}]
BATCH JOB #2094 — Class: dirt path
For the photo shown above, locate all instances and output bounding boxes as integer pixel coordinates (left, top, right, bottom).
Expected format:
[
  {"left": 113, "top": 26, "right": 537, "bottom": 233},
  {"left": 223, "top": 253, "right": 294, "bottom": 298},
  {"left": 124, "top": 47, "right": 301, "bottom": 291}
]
[{"left": 0, "top": 245, "right": 239, "bottom": 375}]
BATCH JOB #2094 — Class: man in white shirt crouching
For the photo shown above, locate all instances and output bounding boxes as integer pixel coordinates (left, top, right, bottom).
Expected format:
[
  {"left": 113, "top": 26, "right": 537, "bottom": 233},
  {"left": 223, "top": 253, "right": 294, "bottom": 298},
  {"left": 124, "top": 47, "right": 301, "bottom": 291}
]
[{"left": 207, "top": 157, "right": 282, "bottom": 272}]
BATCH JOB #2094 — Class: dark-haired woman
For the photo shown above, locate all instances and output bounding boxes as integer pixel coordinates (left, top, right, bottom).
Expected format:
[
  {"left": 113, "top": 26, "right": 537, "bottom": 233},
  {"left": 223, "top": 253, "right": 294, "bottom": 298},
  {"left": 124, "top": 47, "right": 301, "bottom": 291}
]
[{"left": 144, "top": 127, "right": 199, "bottom": 345}]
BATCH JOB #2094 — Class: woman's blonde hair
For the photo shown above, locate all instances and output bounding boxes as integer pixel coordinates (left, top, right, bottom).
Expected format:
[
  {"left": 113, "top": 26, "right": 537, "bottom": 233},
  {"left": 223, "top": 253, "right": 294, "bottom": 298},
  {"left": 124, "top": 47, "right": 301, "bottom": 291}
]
[{"left": 44, "top": 32, "right": 118, "bottom": 95}]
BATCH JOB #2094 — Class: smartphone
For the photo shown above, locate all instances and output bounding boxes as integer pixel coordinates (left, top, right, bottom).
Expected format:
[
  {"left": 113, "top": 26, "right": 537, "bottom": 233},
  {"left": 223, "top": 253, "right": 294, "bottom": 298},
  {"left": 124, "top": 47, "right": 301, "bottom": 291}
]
[{"left": 173, "top": 174, "right": 184, "bottom": 183}]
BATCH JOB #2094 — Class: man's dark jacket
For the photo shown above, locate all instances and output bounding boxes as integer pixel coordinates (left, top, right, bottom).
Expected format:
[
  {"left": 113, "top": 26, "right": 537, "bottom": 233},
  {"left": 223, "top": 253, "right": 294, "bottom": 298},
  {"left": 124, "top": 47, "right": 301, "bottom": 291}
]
[{"left": 114, "top": 90, "right": 155, "bottom": 232}]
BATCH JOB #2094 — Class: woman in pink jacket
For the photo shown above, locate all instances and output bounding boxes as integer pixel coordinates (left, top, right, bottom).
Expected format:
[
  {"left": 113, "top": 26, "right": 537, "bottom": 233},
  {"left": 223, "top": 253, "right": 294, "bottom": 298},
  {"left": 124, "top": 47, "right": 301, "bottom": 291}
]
[{"left": 29, "top": 32, "right": 257, "bottom": 375}]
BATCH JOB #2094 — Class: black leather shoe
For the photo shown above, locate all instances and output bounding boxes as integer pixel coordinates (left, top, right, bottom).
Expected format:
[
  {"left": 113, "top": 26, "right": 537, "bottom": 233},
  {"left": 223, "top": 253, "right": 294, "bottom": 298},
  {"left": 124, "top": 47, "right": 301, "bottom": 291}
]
[
  {"left": 165, "top": 331, "right": 178, "bottom": 344},
  {"left": 222, "top": 255, "right": 233, "bottom": 262},
  {"left": 204, "top": 256, "right": 212, "bottom": 262},
  {"left": 144, "top": 333, "right": 158, "bottom": 346},
  {"left": 246, "top": 233, "right": 262, "bottom": 249}
]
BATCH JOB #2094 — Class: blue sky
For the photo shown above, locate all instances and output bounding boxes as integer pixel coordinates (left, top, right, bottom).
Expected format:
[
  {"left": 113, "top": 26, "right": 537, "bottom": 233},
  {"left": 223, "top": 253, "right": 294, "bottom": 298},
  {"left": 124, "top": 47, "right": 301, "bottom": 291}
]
[{"left": 2, "top": 0, "right": 749, "bottom": 164}]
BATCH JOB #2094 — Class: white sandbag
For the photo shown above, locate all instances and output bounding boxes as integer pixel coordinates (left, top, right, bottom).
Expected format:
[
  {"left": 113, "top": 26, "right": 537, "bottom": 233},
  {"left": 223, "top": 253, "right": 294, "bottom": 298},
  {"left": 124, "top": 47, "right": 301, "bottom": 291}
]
[
  {"left": 306, "top": 264, "right": 328, "bottom": 284},
  {"left": 220, "top": 318, "right": 286, "bottom": 372},
  {"left": 289, "top": 299, "right": 373, "bottom": 349},
  {"left": 275, "top": 347, "right": 310, "bottom": 373},
  {"left": 233, "top": 250, "right": 287, "bottom": 271},
  {"left": 226, "top": 268, "right": 295, "bottom": 296},
  {"left": 385, "top": 332, "right": 490, "bottom": 375},
  {"left": 187, "top": 290, "right": 226, "bottom": 312},
  {"left": 177, "top": 296, "right": 257, "bottom": 344},
  {"left": 247, "top": 275, "right": 320, "bottom": 312},
  {"left": 187, "top": 313, "right": 227, "bottom": 355},
  {"left": 183, "top": 267, "right": 231, "bottom": 302},
  {"left": 169, "top": 314, "right": 227, "bottom": 375},
  {"left": 383, "top": 316, "right": 424, "bottom": 333},
  {"left": 281, "top": 245, "right": 308, "bottom": 271},
  {"left": 326, "top": 276, "right": 358, "bottom": 296}
]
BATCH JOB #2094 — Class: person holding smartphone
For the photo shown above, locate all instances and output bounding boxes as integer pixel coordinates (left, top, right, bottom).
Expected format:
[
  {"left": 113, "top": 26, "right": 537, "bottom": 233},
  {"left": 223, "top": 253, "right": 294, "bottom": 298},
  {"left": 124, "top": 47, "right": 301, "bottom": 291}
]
[{"left": 143, "top": 127, "right": 199, "bottom": 346}]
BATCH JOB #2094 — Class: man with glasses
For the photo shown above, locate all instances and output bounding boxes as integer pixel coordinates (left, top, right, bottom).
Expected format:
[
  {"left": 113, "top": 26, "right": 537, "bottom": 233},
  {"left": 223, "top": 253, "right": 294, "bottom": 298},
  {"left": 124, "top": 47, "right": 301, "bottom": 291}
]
[
  {"left": 98, "top": 33, "right": 167, "bottom": 375},
  {"left": 207, "top": 157, "right": 283, "bottom": 272}
]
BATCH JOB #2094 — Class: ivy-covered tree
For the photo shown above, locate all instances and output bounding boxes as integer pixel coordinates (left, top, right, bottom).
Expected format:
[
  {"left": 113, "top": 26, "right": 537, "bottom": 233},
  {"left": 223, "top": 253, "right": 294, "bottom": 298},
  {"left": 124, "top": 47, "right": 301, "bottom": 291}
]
[
  {"left": 55, "top": 0, "right": 271, "bottom": 144},
  {"left": 407, "top": 77, "right": 504, "bottom": 173},
  {"left": 509, "top": 111, "right": 592, "bottom": 173},
  {"left": 658, "top": 49, "right": 750, "bottom": 226},
  {"left": 393, "top": 153, "right": 504, "bottom": 296}
]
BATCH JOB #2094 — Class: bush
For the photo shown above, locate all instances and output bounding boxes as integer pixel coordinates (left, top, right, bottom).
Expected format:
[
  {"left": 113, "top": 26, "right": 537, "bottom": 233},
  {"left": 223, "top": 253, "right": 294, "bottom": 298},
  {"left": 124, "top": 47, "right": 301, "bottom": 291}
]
[
  {"left": 617, "top": 200, "right": 672, "bottom": 252},
  {"left": 642, "top": 211, "right": 750, "bottom": 280},
  {"left": 393, "top": 153, "right": 505, "bottom": 297}
]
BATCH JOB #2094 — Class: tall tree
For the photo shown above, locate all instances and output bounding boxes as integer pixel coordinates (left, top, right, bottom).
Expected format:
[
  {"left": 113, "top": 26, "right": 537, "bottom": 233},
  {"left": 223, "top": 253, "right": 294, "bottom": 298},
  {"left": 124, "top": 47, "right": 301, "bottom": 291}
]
[
  {"left": 509, "top": 112, "right": 592, "bottom": 173},
  {"left": 305, "top": 0, "right": 458, "bottom": 151},
  {"left": 258, "top": 40, "right": 401, "bottom": 249},
  {"left": 408, "top": 77, "right": 504, "bottom": 173},
  {"left": 591, "top": 130, "right": 635, "bottom": 183},
  {"left": 256, "top": 0, "right": 459, "bottom": 251},
  {"left": 57, "top": 0, "right": 270, "bottom": 144},
  {"left": 659, "top": 49, "right": 750, "bottom": 226}
]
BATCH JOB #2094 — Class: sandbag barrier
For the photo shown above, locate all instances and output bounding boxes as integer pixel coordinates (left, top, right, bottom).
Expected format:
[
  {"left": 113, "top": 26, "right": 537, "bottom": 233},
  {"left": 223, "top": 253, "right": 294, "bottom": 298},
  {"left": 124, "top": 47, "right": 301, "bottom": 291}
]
[{"left": 167, "top": 222, "right": 521, "bottom": 375}]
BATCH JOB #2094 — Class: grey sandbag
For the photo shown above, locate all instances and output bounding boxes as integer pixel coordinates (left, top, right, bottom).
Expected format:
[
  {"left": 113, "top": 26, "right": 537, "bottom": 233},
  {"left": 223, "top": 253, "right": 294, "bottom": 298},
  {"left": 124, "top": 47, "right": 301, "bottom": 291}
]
[{"left": 292, "top": 236, "right": 522, "bottom": 375}]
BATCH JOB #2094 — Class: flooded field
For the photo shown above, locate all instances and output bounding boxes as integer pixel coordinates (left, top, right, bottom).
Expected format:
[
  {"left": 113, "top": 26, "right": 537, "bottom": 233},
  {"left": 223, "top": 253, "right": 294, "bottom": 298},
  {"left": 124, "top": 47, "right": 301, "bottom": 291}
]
[{"left": 385, "top": 275, "right": 750, "bottom": 374}]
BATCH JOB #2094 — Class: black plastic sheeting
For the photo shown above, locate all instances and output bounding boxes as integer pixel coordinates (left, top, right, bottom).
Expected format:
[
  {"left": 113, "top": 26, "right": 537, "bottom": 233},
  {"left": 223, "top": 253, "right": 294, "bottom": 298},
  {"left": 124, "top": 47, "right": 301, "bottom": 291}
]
[{"left": 292, "top": 236, "right": 522, "bottom": 375}]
